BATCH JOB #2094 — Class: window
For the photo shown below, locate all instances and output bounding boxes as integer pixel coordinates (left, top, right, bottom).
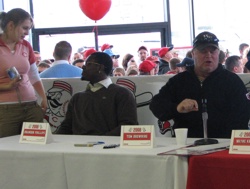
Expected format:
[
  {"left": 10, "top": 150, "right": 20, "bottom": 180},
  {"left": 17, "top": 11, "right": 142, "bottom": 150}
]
[
  {"left": 3, "top": 0, "right": 29, "bottom": 11},
  {"left": 2, "top": 0, "right": 171, "bottom": 58},
  {"left": 193, "top": 0, "right": 249, "bottom": 55},
  {"left": 32, "top": 0, "right": 165, "bottom": 28},
  {"left": 169, "top": 0, "right": 193, "bottom": 49}
]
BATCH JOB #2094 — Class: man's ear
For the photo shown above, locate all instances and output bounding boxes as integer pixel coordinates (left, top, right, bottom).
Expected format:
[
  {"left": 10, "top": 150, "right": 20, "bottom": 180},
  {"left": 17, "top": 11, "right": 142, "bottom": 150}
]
[
  {"left": 191, "top": 50, "right": 195, "bottom": 57},
  {"left": 67, "top": 54, "right": 71, "bottom": 62},
  {"left": 233, "top": 66, "right": 238, "bottom": 73}
]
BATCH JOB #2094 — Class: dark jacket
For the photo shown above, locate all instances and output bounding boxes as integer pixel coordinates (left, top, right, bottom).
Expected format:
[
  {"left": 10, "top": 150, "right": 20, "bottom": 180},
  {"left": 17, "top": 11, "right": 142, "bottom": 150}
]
[
  {"left": 158, "top": 59, "right": 170, "bottom": 75},
  {"left": 150, "top": 64, "right": 250, "bottom": 138}
]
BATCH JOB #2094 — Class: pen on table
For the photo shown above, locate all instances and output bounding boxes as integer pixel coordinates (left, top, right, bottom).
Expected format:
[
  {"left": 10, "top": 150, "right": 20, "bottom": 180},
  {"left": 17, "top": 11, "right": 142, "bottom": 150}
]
[
  {"left": 88, "top": 141, "right": 105, "bottom": 145},
  {"left": 74, "top": 144, "right": 94, "bottom": 147},
  {"left": 203, "top": 146, "right": 230, "bottom": 151},
  {"left": 74, "top": 141, "right": 105, "bottom": 147},
  {"left": 103, "top": 144, "right": 120, "bottom": 149}
]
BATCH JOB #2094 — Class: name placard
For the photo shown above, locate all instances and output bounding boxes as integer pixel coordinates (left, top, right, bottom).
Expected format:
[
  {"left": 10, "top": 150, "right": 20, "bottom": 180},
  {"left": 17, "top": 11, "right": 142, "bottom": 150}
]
[
  {"left": 229, "top": 130, "right": 250, "bottom": 154},
  {"left": 19, "top": 122, "right": 53, "bottom": 145},
  {"left": 120, "top": 125, "right": 155, "bottom": 149}
]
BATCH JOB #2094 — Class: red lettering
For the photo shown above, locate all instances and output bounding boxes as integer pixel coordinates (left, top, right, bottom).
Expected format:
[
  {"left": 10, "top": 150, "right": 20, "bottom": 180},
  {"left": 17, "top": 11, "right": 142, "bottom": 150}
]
[
  {"left": 123, "top": 133, "right": 151, "bottom": 140},
  {"left": 24, "top": 130, "right": 34, "bottom": 135},
  {"left": 244, "top": 132, "right": 250, "bottom": 137},
  {"left": 233, "top": 138, "right": 250, "bottom": 146},
  {"left": 23, "top": 129, "right": 46, "bottom": 137},
  {"left": 32, "top": 125, "right": 39, "bottom": 129},
  {"left": 133, "top": 128, "right": 142, "bottom": 132}
]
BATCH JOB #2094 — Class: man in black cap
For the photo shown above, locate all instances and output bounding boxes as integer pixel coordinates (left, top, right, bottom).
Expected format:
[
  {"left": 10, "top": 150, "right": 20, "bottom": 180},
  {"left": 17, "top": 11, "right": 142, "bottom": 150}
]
[
  {"left": 56, "top": 52, "right": 138, "bottom": 136},
  {"left": 150, "top": 31, "right": 250, "bottom": 139},
  {"left": 176, "top": 57, "right": 194, "bottom": 72}
]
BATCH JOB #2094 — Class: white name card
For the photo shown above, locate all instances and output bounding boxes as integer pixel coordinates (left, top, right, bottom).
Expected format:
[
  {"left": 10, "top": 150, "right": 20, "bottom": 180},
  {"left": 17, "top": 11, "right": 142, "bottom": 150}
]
[
  {"left": 229, "top": 130, "right": 250, "bottom": 154},
  {"left": 19, "top": 122, "right": 53, "bottom": 145},
  {"left": 120, "top": 125, "right": 155, "bottom": 149}
]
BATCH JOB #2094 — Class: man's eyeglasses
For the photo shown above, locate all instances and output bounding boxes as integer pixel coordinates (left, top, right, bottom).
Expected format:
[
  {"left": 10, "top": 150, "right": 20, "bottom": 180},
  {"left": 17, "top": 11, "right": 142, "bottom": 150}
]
[
  {"left": 86, "top": 62, "right": 100, "bottom": 66},
  {"left": 82, "top": 62, "right": 107, "bottom": 69},
  {"left": 197, "top": 46, "right": 218, "bottom": 54},
  {"left": 82, "top": 62, "right": 100, "bottom": 69}
]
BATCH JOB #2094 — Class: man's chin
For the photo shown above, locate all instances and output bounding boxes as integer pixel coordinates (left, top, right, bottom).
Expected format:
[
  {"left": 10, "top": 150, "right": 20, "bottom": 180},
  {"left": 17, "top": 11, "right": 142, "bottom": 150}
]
[{"left": 81, "top": 76, "right": 89, "bottom": 81}]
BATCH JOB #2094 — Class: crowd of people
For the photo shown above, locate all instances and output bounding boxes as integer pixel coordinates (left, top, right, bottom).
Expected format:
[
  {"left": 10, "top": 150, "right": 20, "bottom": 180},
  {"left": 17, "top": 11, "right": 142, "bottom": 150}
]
[
  {"left": 1, "top": 8, "right": 250, "bottom": 140},
  {"left": 35, "top": 39, "right": 250, "bottom": 79}
]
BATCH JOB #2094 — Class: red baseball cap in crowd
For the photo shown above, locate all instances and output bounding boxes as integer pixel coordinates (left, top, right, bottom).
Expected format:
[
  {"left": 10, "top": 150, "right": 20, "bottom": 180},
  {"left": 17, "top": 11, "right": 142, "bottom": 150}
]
[
  {"left": 146, "top": 56, "right": 160, "bottom": 63},
  {"left": 139, "top": 60, "right": 156, "bottom": 73},
  {"left": 84, "top": 48, "right": 97, "bottom": 59},
  {"left": 158, "top": 46, "right": 174, "bottom": 58},
  {"left": 101, "top": 43, "right": 113, "bottom": 52}
]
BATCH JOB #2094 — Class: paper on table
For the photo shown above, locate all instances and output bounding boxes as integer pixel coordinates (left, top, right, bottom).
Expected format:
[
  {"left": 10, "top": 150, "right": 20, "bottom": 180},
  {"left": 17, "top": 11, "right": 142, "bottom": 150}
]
[{"left": 158, "top": 141, "right": 230, "bottom": 156}]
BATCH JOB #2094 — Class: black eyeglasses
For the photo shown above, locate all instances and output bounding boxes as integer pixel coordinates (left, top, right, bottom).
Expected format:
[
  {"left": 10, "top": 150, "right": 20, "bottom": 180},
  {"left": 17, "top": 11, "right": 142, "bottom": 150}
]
[
  {"left": 82, "top": 62, "right": 107, "bottom": 69},
  {"left": 85, "top": 62, "right": 100, "bottom": 66},
  {"left": 82, "top": 62, "right": 100, "bottom": 69}
]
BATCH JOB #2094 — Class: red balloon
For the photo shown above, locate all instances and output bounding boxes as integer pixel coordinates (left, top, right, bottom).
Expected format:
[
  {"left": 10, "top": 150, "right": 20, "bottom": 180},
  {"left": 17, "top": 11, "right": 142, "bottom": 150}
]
[{"left": 79, "top": 0, "right": 112, "bottom": 21}]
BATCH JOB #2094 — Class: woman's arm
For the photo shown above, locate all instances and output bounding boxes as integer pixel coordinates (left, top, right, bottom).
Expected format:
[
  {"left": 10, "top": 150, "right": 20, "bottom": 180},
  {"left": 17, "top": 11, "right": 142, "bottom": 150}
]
[
  {"left": 0, "top": 77, "right": 21, "bottom": 91},
  {"left": 33, "top": 80, "right": 47, "bottom": 112},
  {"left": 28, "top": 63, "right": 48, "bottom": 112}
]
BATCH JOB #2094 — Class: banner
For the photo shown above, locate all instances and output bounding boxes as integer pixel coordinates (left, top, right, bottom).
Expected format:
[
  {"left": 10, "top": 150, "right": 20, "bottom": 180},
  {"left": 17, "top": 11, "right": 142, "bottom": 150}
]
[{"left": 40, "top": 74, "right": 250, "bottom": 137}]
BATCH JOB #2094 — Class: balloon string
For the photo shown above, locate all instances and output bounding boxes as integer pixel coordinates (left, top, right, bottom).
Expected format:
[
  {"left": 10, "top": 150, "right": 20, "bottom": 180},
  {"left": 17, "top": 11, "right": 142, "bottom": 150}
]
[{"left": 92, "top": 22, "right": 98, "bottom": 50}]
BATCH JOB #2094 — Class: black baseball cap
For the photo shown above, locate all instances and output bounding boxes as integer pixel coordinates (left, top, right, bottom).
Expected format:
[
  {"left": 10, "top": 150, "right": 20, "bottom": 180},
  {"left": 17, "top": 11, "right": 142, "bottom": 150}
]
[
  {"left": 137, "top": 46, "right": 148, "bottom": 52},
  {"left": 193, "top": 31, "right": 219, "bottom": 50},
  {"left": 176, "top": 57, "right": 194, "bottom": 67}
]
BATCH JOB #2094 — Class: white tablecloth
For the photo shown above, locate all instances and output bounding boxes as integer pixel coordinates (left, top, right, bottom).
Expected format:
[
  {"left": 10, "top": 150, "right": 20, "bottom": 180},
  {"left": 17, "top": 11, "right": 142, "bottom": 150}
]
[{"left": 0, "top": 135, "right": 190, "bottom": 189}]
